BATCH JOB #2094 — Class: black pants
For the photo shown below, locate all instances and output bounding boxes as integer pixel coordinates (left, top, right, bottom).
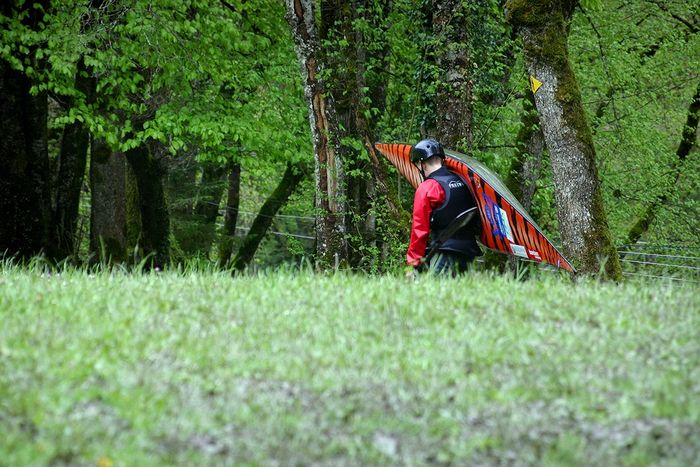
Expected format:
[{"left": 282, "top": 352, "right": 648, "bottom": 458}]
[{"left": 424, "top": 250, "right": 474, "bottom": 276}]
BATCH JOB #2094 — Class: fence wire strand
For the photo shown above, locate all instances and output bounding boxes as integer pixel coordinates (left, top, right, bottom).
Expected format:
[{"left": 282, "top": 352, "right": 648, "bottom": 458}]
[
  {"left": 199, "top": 196, "right": 700, "bottom": 281},
  {"left": 621, "top": 272, "right": 700, "bottom": 284}
]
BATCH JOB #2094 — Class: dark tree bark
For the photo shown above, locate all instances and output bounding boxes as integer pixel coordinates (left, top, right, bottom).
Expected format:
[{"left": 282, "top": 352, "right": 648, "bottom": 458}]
[
  {"left": 89, "top": 139, "right": 127, "bottom": 263},
  {"left": 0, "top": 2, "right": 51, "bottom": 260},
  {"left": 218, "top": 161, "right": 241, "bottom": 268},
  {"left": 285, "top": 0, "right": 348, "bottom": 268},
  {"left": 625, "top": 81, "right": 700, "bottom": 246},
  {"left": 320, "top": 0, "right": 362, "bottom": 266},
  {"left": 433, "top": 0, "right": 474, "bottom": 149},
  {"left": 506, "top": 0, "right": 621, "bottom": 279},
  {"left": 125, "top": 143, "right": 170, "bottom": 268},
  {"left": 50, "top": 57, "right": 95, "bottom": 261},
  {"left": 125, "top": 161, "right": 142, "bottom": 259},
  {"left": 231, "top": 162, "right": 305, "bottom": 272}
]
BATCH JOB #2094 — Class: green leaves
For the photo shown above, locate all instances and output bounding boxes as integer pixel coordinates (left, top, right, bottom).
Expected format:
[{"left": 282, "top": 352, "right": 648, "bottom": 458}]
[{"left": 1, "top": 0, "right": 310, "bottom": 166}]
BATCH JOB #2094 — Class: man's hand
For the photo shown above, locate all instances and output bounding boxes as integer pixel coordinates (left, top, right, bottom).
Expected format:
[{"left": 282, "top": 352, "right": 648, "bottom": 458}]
[{"left": 404, "top": 266, "right": 417, "bottom": 280}]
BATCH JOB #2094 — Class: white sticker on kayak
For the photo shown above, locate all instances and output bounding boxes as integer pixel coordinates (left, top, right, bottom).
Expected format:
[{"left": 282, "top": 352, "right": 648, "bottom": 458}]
[
  {"left": 528, "top": 249, "right": 541, "bottom": 261},
  {"left": 510, "top": 244, "right": 528, "bottom": 258},
  {"left": 497, "top": 207, "right": 514, "bottom": 242}
]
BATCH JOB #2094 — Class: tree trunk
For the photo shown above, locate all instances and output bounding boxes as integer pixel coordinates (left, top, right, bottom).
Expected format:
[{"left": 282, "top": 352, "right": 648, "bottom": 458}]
[
  {"left": 50, "top": 57, "right": 94, "bottom": 261},
  {"left": 125, "top": 161, "right": 142, "bottom": 261},
  {"left": 321, "top": 0, "right": 403, "bottom": 270},
  {"left": 125, "top": 143, "right": 170, "bottom": 269},
  {"left": 0, "top": 67, "right": 50, "bottom": 260},
  {"left": 624, "top": 81, "right": 700, "bottom": 246},
  {"left": 0, "top": 3, "right": 51, "bottom": 260},
  {"left": 231, "top": 162, "right": 306, "bottom": 272},
  {"left": 218, "top": 161, "right": 241, "bottom": 268},
  {"left": 320, "top": 0, "right": 362, "bottom": 266},
  {"left": 285, "top": 0, "right": 347, "bottom": 268},
  {"left": 89, "top": 139, "right": 127, "bottom": 263},
  {"left": 506, "top": 0, "right": 621, "bottom": 279},
  {"left": 433, "top": 0, "right": 473, "bottom": 149}
]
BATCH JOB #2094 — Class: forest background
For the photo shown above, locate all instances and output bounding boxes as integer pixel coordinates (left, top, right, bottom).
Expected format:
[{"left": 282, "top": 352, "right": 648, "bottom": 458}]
[{"left": 1, "top": 0, "right": 698, "bottom": 279}]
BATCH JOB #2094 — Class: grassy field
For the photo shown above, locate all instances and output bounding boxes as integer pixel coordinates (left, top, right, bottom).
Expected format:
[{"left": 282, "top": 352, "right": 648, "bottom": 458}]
[{"left": 1, "top": 266, "right": 699, "bottom": 466}]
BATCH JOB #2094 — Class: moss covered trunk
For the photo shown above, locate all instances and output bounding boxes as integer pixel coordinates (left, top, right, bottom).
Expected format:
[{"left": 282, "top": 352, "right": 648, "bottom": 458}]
[
  {"left": 433, "top": 0, "right": 473, "bottom": 149},
  {"left": 506, "top": 0, "right": 621, "bottom": 279},
  {"left": 321, "top": 0, "right": 364, "bottom": 268},
  {"left": 507, "top": 91, "right": 545, "bottom": 212},
  {"left": 89, "top": 139, "right": 127, "bottom": 264},
  {"left": 125, "top": 144, "right": 170, "bottom": 269},
  {"left": 321, "top": 0, "right": 403, "bottom": 270}
]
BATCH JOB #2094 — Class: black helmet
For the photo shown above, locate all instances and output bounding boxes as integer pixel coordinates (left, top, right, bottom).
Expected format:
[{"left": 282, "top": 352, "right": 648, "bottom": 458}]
[{"left": 410, "top": 138, "right": 445, "bottom": 163}]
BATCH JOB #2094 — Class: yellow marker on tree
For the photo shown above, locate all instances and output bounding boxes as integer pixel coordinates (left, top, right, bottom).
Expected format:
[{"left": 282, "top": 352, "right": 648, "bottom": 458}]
[{"left": 529, "top": 75, "right": 543, "bottom": 94}]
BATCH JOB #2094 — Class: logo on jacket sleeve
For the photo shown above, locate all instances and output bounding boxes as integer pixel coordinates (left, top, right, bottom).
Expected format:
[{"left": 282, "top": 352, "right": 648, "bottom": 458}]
[{"left": 448, "top": 180, "right": 464, "bottom": 189}]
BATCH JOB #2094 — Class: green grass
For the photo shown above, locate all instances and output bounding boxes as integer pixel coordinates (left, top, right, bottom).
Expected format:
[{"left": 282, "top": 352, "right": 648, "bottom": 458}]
[{"left": 1, "top": 266, "right": 699, "bottom": 466}]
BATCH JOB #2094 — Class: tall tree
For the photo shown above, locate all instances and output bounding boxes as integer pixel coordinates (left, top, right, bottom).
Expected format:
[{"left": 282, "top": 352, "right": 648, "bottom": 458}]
[
  {"left": 506, "top": 0, "right": 622, "bottom": 279},
  {"left": 0, "top": 0, "right": 51, "bottom": 260},
  {"left": 320, "top": 0, "right": 405, "bottom": 270},
  {"left": 50, "top": 57, "right": 95, "bottom": 261},
  {"left": 125, "top": 142, "right": 170, "bottom": 269},
  {"left": 432, "top": 0, "right": 474, "bottom": 148},
  {"left": 89, "top": 139, "right": 127, "bottom": 263},
  {"left": 285, "top": 0, "right": 348, "bottom": 268}
]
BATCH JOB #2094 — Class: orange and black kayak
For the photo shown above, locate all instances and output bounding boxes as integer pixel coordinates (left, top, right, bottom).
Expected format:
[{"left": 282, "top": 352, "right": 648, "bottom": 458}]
[{"left": 376, "top": 142, "right": 576, "bottom": 273}]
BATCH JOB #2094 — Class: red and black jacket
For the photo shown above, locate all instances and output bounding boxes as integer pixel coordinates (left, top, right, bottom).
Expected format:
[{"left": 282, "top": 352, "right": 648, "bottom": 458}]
[{"left": 407, "top": 166, "right": 481, "bottom": 266}]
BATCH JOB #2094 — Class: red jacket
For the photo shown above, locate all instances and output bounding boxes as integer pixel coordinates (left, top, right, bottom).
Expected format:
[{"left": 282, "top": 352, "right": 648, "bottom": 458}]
[{"left": 406, "top": 178, "right": 445, "bottom": 266}]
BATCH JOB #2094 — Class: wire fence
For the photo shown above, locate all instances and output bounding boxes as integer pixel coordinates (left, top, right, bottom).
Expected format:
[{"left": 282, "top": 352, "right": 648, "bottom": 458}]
[
  {"left": 201, "top": 199, "right": 700, "bottom": 283},
  {"left": 234, "top": 225, "right": 315, "bottom": 241},
  {"left": 617, "top": 242, "right": 700, "bottom": 284},
  {"left": 475, "top": 241, "right": 700, "bottom": 284}
]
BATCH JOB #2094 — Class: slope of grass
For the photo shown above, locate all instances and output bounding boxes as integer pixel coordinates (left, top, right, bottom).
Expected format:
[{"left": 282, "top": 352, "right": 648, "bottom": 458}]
[{"left": 1, "top": 267, "right": 699, "bottom": 465}]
